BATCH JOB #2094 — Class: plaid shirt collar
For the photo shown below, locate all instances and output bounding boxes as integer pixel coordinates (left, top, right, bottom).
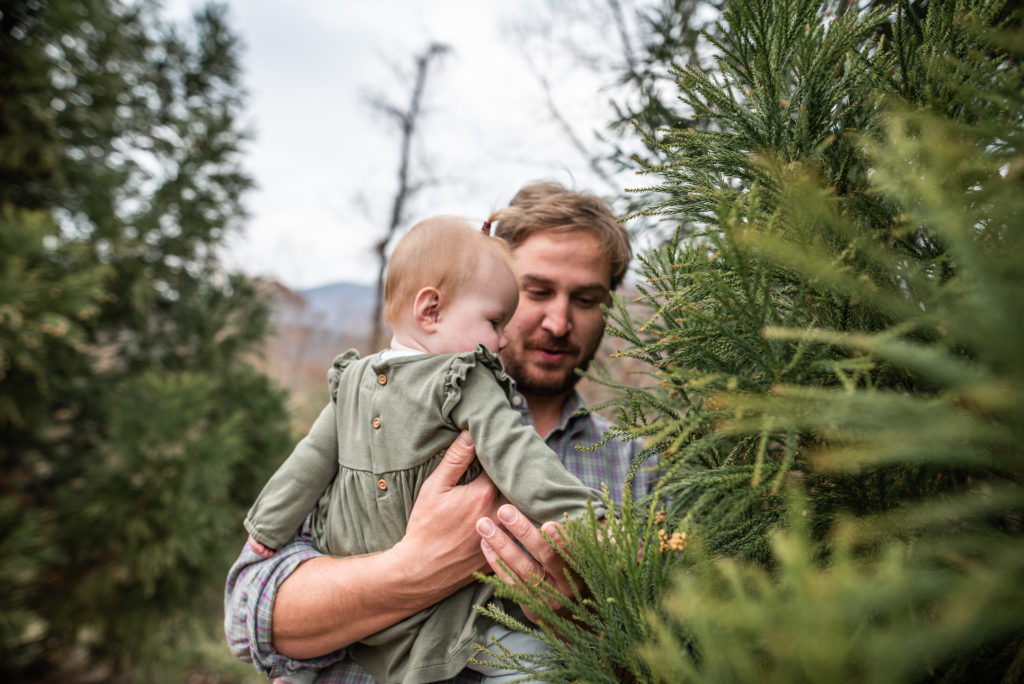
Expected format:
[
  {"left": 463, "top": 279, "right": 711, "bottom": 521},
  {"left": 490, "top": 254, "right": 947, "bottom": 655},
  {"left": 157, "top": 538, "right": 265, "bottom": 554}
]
[{"left": 508, "top": 382, "right": 588, "bottom": 436}]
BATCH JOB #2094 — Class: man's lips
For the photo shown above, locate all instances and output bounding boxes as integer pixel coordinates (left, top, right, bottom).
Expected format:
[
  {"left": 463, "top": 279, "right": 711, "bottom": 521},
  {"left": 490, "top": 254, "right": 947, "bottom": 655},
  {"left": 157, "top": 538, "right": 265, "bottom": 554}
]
[
  {"left": 533, "top": 349, "right": 566, "bottom": 362},
  {"left": 523, "top": 341, "right": 578, "bottom": 364}
]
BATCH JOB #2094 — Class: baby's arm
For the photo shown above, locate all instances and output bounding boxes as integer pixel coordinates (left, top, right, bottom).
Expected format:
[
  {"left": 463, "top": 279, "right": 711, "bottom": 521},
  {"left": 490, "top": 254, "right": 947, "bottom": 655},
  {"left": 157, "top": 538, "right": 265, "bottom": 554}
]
[
  {"left": 245, "top": 402, "right": 340, "bottom": 550},
  {"left": 451, "top": 364, "right": 606, "bottom": 523}
]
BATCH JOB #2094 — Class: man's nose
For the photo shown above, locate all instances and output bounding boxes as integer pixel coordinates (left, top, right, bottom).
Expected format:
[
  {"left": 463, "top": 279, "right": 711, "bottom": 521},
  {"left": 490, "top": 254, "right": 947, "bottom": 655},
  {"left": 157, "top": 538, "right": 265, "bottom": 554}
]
[{"left": 541, "top": 297, "right": 572, "bottom": 337}]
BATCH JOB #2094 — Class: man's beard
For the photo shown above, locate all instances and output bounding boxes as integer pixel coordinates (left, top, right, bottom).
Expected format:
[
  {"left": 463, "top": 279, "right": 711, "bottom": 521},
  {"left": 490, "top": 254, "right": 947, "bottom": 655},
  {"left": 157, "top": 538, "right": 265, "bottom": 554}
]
[{"left": 502, "top": 334, "right": 596, "bottom": 397}]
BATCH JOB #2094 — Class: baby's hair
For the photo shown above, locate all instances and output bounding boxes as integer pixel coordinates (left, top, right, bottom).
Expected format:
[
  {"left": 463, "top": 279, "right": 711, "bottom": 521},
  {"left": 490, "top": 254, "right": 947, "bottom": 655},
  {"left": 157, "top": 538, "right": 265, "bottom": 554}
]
[{"left": 384, "top": 216, "right": 514, "bottom": 327}]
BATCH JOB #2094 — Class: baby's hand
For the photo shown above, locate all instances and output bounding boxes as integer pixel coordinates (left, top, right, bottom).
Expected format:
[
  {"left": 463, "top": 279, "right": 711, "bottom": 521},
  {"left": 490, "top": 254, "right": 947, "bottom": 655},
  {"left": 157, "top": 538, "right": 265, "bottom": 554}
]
[{"left": 247, "top": 534, "right": 274, "bottom": 559}]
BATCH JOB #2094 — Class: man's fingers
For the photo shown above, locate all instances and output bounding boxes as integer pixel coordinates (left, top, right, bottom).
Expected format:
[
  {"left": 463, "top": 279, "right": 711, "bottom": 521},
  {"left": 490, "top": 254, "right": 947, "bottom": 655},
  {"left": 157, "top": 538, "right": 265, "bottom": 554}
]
[
  {"left": 476, "top": 515, "right": 542, "bottom": 584},
  {"left": 535, "top": 520, "right": 578, "bottom": 594},
  {"left": 479, "top": 535, "right": 515, "bottom": 584},
  {"left": 476, "top": 505, "right": 574, "bottom": 588},
  {"left": 536, "top": 521, "right": 568, "bottom": 565},
  {"left": 425, "top": 431, "right": 476, "bottom": 491},
  {"left": 492, "top": 506, "right": 581, "bottom": 597},
  {"left": 497, "top": 505, "right": 564, "bottom": 571},
  {"left": 540, "top": 520, "right": 565, "bottom": 543}
]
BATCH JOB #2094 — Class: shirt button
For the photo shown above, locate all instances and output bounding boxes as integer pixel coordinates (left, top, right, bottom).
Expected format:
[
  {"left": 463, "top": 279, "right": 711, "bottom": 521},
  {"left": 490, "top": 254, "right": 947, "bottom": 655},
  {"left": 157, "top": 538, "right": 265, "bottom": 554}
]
[
  {"left": 377, "top": 478, "right": 387, "bottom": 491},
  {"left": 372, "top": 416, "right": 381, "bottom": 429},
  {"left": 511, "top": 395, "right": 523, "bottom": 407},
  {"left": 377, "top": 373, "right": 387, "bottom": 385}
]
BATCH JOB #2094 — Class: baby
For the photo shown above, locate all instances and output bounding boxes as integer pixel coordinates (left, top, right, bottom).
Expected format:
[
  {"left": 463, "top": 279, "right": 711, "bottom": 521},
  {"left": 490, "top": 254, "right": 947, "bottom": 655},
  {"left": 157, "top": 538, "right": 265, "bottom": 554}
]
[{"left": 244, "top": 216, "right": 606, "bottom": 684}]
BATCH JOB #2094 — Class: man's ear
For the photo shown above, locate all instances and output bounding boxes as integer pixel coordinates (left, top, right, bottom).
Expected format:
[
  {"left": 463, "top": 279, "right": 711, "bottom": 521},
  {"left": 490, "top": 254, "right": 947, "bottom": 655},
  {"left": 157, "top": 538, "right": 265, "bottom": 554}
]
[{"left": 412, "top": 287, "right": 443, "bottom": 332}]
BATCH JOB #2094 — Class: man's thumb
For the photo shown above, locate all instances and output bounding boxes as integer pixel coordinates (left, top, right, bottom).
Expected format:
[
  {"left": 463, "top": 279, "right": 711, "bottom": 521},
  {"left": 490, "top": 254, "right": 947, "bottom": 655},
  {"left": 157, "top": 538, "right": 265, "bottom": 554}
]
[{"left": 436, "top": 430, "right": 475, "bottom": 481}]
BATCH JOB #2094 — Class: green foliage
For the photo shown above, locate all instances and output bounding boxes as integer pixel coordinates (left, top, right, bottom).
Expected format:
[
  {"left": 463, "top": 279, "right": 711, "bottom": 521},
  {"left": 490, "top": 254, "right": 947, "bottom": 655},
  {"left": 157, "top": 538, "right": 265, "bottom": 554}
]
[
  {"left": 0, "top": 1, "right": 292, "bottom": 680},
  {"left": 628, "top": 1, "right": 1022, "bottom": 680},
  {"left": 486, "top": 0, "right": 1024, "bottom": 681},
  {"left": 0, "top": 207, "right": 110, "bottom": 427},
  {"left": 617, "top": 0, "right": 1023, "bottom": 558},
  {"left": 643, "top": 496, "right": 1024, "bottom": 684},
  {"left": 475, "top": 493, "right": 685, "bottom": 683}
]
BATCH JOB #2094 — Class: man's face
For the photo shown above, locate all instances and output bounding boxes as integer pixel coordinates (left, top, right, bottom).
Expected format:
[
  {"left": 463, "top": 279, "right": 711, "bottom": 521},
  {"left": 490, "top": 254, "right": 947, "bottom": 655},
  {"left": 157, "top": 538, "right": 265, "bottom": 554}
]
[{"left": 501, "top": 230, "right": 612, "bottom": 398}]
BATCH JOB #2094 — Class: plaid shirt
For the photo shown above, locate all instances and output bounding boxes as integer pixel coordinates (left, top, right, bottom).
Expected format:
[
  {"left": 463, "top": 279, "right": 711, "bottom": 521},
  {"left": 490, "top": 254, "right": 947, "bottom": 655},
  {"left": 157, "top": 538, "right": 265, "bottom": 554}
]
[{"left": 224, "top": 389, "right": 654, "bottom": 683}]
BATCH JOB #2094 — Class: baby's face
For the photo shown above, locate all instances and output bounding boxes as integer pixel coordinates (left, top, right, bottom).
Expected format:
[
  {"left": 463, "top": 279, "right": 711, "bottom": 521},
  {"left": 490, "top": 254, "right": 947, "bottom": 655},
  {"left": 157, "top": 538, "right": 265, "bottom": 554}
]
[{"left": 431, "top": 258, "right": 519, "bottom": 355}]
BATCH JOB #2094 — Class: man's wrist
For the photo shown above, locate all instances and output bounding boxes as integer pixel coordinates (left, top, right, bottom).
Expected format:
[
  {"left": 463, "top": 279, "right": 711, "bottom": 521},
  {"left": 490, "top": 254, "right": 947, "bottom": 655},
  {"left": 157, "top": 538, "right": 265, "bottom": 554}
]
[{"left": 388, "top": 535, "right": 460, "bottom": 606}]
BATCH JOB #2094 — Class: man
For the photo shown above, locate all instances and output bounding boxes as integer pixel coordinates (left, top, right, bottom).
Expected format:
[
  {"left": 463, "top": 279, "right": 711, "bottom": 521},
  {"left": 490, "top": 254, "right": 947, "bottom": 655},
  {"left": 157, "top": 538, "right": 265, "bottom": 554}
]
[{"left": 224, "top": 181, "right": 655, "bottom": 683}]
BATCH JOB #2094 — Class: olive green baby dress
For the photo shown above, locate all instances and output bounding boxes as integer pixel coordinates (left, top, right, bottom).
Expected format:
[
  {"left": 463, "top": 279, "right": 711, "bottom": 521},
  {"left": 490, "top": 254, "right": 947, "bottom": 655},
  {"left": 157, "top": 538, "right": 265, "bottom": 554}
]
[{"left": 244, "top": 344, "right": 605, "bottom": 683}]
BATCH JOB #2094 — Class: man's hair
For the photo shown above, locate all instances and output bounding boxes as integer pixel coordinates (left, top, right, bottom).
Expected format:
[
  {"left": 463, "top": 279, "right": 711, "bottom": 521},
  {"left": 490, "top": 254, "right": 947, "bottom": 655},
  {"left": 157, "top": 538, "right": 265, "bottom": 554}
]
[
  {"left": 384, "top": 216, "right": 513, "bottom": 326},
  {"left": 486, "top": 181, "right": 632, "bottom": 290}
]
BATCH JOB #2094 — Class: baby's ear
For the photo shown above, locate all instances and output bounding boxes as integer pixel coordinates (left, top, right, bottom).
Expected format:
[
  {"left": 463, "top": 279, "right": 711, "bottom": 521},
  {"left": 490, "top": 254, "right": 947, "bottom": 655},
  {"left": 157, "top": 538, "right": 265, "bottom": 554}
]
[{"left": 412, "top": 287, "right": 443, "bottom": 331}]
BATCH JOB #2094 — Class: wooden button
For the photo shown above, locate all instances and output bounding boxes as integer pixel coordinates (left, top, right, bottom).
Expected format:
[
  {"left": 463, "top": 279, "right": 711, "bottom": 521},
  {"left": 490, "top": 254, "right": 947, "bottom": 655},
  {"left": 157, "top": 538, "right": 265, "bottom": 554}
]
[
  {"left": 377, "top": 373, "right": 387, "bottom": 385},
  {"left": 377, "top": 478, "right": 387, "bottom": 491},
  {"left": 372, "top": 416, "right": 381, "bottom": 429}
]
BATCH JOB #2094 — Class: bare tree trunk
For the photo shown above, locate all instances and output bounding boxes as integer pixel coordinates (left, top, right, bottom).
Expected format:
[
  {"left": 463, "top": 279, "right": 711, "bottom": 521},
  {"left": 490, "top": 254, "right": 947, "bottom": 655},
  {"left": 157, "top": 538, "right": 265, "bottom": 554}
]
[{"left": 368, "top": 43, "right": 450, "bottom": 349}]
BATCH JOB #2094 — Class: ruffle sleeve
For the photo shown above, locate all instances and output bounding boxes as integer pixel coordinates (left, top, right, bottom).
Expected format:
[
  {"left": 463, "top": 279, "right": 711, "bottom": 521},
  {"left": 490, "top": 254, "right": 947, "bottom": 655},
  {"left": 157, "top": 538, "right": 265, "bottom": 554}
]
[
  {"left": 328, "top": 349, "right": 361, "bottom": 402},
  {"left": 440, "top": 344, "right": 513, "bottom": 421}
]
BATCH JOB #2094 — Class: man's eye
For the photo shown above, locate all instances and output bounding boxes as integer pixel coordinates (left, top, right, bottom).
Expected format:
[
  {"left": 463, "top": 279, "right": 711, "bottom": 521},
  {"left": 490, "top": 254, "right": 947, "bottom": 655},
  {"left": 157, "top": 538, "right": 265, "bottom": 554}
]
[
  {"left": 525, "top": 288, "right": 551, "bottom": 298},
  {"left": 574, "top": 296, "right": 599, "bottom": 308}
]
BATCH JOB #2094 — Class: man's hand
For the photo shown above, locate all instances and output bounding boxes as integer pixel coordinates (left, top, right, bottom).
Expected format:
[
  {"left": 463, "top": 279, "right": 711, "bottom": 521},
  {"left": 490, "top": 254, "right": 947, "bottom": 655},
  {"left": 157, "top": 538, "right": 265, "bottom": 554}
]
[
  {"left": 391, "top": 431, "right": 504, "bottom": 597},
  {"left": 475, "top": 504, "right": 581, "bottom": 625}
]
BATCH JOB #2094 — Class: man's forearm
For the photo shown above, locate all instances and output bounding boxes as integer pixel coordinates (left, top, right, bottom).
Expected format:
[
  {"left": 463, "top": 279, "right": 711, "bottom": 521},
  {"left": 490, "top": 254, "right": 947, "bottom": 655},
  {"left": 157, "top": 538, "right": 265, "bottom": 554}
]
[{"left": 271, "top": 542, "right": 476, "bottom": 659}]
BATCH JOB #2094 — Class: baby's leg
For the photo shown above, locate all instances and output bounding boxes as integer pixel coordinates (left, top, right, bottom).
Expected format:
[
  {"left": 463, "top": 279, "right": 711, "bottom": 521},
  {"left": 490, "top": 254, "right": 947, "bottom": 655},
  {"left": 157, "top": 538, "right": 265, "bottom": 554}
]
[{"left": 470, "top": 623, "right": 552, "bottom": 684}]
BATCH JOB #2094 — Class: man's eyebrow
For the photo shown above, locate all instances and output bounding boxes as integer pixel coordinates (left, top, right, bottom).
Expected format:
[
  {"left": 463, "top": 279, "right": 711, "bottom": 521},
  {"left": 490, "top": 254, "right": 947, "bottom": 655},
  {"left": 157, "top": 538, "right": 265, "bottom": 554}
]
[
  {"left": 519, "top": 274, "right": 610, "bottom": 295},
  {"left": 519, "top": 274, "right": 553, "bottom": 287}
]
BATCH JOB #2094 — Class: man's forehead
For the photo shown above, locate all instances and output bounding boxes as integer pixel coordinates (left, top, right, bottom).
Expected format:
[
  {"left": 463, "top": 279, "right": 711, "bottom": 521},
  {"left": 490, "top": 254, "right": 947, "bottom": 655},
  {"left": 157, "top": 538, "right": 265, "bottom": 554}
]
[{"left": 511, "top": 231, "right": 613, "bottom": 286}]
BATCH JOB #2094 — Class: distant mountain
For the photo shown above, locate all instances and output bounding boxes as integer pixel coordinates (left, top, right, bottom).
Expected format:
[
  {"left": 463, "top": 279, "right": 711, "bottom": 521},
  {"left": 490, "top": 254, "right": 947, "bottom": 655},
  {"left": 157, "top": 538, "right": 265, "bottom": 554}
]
[
  {"left": 275, "top": 280, "right": 377, "bottom": 338},
  {"left": 255, "top": 279, "right": 378, "bottom": 426}
]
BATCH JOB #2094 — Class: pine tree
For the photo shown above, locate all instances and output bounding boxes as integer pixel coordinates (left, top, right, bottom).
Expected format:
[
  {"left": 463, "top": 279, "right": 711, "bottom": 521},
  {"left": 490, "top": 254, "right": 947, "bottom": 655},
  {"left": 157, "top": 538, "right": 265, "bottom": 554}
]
[
  {"left": 0, "top": 2, "right": 293, "bottom": 679},
  {"left": 480, "top": 0, "right": 1023, "bottom": 681}
]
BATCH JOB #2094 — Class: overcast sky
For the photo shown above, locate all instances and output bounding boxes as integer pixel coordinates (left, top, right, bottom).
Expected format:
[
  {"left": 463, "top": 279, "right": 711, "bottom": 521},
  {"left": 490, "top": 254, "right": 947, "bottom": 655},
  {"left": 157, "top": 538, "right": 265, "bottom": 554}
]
[{"left": 165, "top": 1, "right": 639, "bottom": 290}]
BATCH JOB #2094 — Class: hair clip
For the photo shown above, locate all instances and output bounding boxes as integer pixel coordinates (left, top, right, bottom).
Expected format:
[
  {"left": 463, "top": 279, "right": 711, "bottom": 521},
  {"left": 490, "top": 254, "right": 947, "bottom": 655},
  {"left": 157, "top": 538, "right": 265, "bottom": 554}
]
[{"left": 481, "top": 220, "right": 491, "bottom": 236}]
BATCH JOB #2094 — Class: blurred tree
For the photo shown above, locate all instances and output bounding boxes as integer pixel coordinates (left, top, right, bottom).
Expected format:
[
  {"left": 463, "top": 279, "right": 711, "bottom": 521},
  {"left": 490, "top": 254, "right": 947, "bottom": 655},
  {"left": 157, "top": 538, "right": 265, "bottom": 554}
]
[
  {"left": 0, "top": 1, "right": 292, "bottom": 680},
  {"left": 365, "top": 42, "right": 450, "bottom": 349},
  {"left": 478, "top": 0, "right": 1024, "bottom": 681}
]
